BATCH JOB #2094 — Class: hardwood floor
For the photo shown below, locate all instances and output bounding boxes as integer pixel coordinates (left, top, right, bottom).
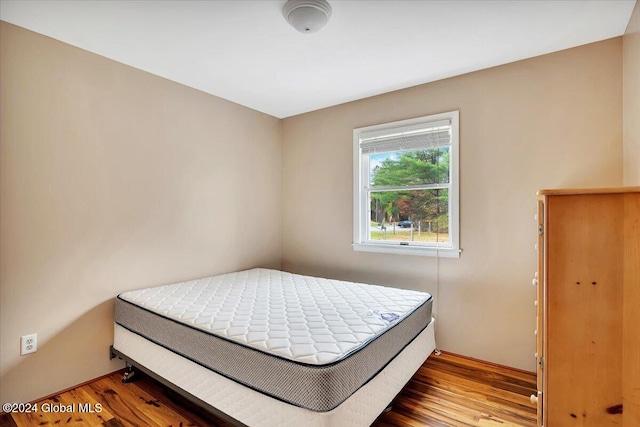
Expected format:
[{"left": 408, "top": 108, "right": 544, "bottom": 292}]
[
  {"left": 375, "top": 352, "right": 537, "bottom": 427},
  {"left": 0, "top": 352, "right": 537, "bottom": 427}
]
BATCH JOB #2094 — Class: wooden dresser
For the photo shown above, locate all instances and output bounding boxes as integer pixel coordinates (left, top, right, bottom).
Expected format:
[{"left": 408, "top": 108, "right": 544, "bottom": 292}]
[{"left": 534, "top": 187, "right": 640, "bottom": 427}]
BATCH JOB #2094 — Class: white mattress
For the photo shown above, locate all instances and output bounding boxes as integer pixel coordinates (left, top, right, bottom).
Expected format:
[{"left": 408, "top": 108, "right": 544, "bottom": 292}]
[
  {"left": 118, "top": 268, "right": 431, "bottom": 365},
  {"left": 113, "top": 319, "right": 436, "bottom": 427}
]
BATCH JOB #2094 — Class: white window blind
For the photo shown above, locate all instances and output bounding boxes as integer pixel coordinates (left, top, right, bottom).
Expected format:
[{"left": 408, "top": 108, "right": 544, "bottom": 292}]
[{"left": 359, "top": 119, "right": 451, "bottom": 155}]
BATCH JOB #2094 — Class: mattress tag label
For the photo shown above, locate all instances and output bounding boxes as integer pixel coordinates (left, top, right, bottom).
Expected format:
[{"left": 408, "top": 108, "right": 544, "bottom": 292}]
[
  {"left": 365, "top": 310, "right": 400, "bottom": 323},
  {"left": 380, "top": 312, "right": 400, "bottom": 322}
]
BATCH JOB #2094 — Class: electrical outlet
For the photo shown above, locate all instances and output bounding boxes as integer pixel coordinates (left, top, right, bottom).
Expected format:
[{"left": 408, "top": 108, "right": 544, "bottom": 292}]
[{"left": 20, "top": 333, "right": 37, "bottom": 355}]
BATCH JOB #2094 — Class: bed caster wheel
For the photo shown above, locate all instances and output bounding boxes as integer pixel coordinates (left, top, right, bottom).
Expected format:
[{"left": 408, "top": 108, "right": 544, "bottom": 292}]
[{"left": 122, "top": 367, "right": 137, "bottom": 383}]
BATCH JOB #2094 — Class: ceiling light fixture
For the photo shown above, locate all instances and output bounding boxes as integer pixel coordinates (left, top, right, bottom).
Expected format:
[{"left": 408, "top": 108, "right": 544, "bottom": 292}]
[{"left": 283, "top": 0, "right": 332, "bottom": 34}]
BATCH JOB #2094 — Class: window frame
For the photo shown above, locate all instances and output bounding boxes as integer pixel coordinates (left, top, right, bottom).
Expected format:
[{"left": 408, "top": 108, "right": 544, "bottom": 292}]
[{"left": 352, "top": 111, "right": 460, "bottom": 257}]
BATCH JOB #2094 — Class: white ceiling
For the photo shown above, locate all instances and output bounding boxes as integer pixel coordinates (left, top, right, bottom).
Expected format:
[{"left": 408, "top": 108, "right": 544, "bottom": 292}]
[{"left": 1, "top": 0, "right": 636, "bottom": 118}]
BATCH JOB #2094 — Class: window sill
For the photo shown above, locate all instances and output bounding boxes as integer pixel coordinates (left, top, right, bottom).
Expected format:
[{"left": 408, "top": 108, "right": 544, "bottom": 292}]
[{"left": 352, "top": 243, "right": 461, "bottom": 258}]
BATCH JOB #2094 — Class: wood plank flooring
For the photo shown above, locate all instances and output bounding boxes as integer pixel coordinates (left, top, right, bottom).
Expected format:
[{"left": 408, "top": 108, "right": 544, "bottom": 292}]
[{"left": 0, "top": 351, "right": 537, "bottom": 427}]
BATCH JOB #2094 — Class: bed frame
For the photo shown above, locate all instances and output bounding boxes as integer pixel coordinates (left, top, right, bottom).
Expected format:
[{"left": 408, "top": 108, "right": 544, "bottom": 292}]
[
  {"left": 110, "top": 320, "right": 436, "bottom": 427},
  {"left": 110, "top": 345, "right": 248, "bottom": 426},
  {"left": 110, "top": 268, "right": 436, "bottom": 426}
]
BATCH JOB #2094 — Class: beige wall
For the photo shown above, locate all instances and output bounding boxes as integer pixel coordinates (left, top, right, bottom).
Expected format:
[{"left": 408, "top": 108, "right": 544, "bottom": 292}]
[
  {"left": 0, "top": 22, "right": 282, "bottom": 403},
  {"left": 624, "top": 1, "right": 640, "bottom": 185},
  {"left": 281, "top": 38, "right": 623, "bottom": 372}
]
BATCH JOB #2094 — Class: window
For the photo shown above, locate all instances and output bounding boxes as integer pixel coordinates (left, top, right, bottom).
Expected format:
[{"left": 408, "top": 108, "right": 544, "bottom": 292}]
[{"left": 353, "top": 111, "right": 460, "bottom": 257}]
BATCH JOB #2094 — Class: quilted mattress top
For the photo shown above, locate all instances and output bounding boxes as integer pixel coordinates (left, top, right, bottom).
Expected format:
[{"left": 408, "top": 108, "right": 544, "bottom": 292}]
[{"left": 118, "top": 268, "right": 431, "bottom": 365}]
